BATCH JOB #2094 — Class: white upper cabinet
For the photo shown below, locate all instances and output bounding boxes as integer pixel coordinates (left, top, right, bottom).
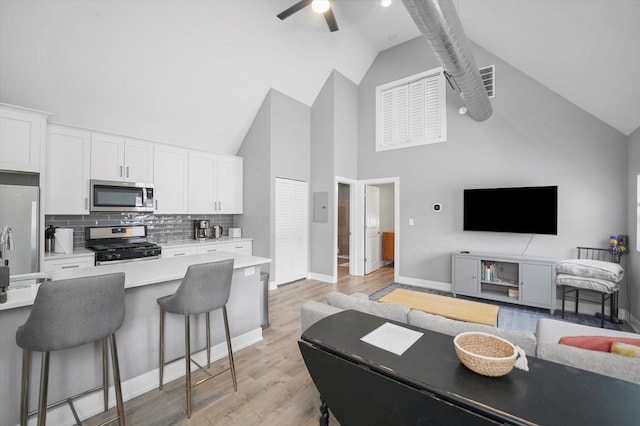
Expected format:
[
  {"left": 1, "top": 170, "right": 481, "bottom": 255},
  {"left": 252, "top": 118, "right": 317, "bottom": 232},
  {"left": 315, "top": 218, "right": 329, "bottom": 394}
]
[
  {"left": 217, "top": 155, "right": 243, "bottom": 214},
  {"left": 91, "top": 132, "right": 154, "bottom": 183},
  {"left": 46, "top": 124, "right": 91, "bottom": 214},
  {"left": 153, "top": 144, "right": 189, "bottom": 214},
  {"left": 124, "top": 138, "right": 154, "bottom": 183},
  {"left": 188, "top": 151, "right": 243, "bottom": 214},
  {"left": 188, "top": 151, "right": 217, "bottom": 214},
  {"left": 0, "top": 103, "right": 49, "bottom": 173}
]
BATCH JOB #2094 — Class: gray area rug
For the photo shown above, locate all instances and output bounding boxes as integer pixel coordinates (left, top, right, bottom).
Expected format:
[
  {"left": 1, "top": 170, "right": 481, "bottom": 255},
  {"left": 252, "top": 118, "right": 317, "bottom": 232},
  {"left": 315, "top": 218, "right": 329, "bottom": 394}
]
[{"left": 369, "top": 283, "right": 623, "bottom": 333}]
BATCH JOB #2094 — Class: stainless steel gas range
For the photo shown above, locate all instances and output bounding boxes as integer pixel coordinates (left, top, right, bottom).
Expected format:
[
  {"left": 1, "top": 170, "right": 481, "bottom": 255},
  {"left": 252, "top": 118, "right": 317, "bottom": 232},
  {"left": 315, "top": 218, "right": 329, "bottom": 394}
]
[{"left": 85, "top": 225, "right": 161, "bottom": 265}]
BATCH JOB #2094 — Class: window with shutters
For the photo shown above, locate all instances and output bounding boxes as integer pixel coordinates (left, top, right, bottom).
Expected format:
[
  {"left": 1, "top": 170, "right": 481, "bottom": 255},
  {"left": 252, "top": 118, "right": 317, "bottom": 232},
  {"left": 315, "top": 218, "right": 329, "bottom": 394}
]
[{"left": 375, "top": 67, "right": 446, "bottom": 152}]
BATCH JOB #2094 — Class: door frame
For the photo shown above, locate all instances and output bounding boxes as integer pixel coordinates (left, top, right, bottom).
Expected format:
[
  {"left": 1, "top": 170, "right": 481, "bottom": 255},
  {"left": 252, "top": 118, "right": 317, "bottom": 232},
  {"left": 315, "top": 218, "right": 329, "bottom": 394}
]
[
  {"left": 334, "top": 176, "right": 399, "bottom": 280},
  {"left": 334, "top": 177, "right": 357, "bottom": 280}
]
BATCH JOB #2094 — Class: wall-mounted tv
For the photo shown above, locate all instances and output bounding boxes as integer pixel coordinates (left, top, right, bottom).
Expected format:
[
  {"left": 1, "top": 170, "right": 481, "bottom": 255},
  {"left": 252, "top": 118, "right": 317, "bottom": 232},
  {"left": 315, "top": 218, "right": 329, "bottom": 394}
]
[{"left": 463, "top": 186, "right": 558, "bottom": 235}]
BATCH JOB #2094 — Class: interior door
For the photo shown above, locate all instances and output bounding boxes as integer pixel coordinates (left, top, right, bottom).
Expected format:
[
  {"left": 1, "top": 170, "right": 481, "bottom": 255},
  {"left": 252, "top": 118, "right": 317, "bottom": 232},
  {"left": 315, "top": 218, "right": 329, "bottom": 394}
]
[
  {"left": 365, "top": 185, "right": 381, "bottom": 274},
  {"left": 275, "top": 178, "right": 309, "bottom": 285}
]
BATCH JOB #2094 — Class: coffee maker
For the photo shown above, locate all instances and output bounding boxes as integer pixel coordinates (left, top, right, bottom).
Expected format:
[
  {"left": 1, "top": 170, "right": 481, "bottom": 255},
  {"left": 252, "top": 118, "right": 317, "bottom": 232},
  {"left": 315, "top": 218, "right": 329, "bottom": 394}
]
[{"left": 193, "top": 220, "right": 210, "bottom": 240}]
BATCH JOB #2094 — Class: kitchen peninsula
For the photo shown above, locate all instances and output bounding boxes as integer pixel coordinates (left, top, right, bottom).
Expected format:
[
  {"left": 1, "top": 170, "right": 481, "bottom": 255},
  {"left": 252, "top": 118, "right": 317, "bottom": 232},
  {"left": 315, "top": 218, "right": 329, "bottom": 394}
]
[{"left": 0, "top": 251, "right": 270, "bottom": 426}]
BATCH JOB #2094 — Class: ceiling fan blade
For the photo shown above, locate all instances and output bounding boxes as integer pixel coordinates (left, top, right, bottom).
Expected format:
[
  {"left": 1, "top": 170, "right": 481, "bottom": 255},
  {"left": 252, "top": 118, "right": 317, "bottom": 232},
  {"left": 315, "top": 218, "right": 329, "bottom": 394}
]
[
  {"left": 277, "top": 0, "right": 313, "bottom": 20},
  {"left": 324, "top": 7, "right": 339, "bottom": 32}
]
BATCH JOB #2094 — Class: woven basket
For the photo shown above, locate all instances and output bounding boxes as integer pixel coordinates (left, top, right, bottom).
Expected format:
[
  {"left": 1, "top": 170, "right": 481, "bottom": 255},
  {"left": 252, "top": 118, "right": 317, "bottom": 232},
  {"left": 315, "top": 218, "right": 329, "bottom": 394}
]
[{"left": 453, "top": 332, "right": 517, "bottom": 377}]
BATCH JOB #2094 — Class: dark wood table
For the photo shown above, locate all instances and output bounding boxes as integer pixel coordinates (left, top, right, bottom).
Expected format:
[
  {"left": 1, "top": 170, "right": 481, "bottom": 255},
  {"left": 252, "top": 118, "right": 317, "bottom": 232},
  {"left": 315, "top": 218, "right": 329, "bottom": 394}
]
[{"left": 299, "top": 310, "right": 640, "bottom": 425}]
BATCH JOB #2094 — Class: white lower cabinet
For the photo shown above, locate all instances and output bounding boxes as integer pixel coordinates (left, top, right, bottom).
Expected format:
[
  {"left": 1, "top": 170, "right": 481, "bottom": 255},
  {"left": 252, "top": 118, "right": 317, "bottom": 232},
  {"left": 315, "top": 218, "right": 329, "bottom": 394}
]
[
  {"left": 196, "top": 244, "right": 227, "bottom": 254},
  {"left": 44, "top": 255, "right": 95, "bottom": 272},
  {"left": 163, "top": 240, "right": 252, "bottom": 258},
  {"left": 161, "top": 247, "right": 197, "bottom": 258},
  {"left": 225, "top": 241, "right": 252, "bottom": 255}
]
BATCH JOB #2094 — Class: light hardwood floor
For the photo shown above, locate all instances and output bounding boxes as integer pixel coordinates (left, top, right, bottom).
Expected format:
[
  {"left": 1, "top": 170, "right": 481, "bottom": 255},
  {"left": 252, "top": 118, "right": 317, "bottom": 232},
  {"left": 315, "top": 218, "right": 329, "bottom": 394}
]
[{"left": 86, "top": 264, "right": 395, "bottom": 426}]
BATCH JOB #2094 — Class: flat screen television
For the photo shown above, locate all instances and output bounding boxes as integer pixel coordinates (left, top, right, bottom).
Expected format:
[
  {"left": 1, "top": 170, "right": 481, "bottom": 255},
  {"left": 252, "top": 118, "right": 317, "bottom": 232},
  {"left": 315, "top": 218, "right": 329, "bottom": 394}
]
[{"left": 463, "top": 186, "right": 557, "bottom": 235}]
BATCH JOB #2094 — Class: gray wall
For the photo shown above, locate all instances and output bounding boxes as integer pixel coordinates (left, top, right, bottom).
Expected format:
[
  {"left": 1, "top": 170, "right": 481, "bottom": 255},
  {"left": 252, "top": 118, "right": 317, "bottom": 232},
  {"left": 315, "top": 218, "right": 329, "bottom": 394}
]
[
  {"left": 358, "top": 37, "right": 628, "bottom": 290},
  {"left": 310, "top": 74, "right": 336, "bottom": 276},
  {"left": 237, "top": 88, "right": 310, "bottom": 279},
  {"left": 237, "top": 92, "right": 272, "bottom": 273},
  {"left": 270, "top": 89, "right": 311, "bottom": 280},
  {"left": 310, "top": 71, "right": 358, "bottom": 277},
  {"left": 627, "top": 125, "right": 640, "bottom": 322}
]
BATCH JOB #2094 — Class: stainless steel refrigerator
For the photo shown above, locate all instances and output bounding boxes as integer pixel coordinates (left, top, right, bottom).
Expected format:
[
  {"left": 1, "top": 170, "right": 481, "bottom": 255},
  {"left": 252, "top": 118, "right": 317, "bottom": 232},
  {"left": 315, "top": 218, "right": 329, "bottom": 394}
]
[{"left": 0, "top": 183, "right": 39, "bottom": 274}]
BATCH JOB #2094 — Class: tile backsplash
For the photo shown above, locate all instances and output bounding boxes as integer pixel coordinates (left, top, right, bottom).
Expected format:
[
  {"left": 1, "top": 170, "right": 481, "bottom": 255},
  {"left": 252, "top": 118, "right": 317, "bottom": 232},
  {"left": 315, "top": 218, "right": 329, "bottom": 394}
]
[{"left": 45, "top": 213, "right": 236, "bottom": 248}]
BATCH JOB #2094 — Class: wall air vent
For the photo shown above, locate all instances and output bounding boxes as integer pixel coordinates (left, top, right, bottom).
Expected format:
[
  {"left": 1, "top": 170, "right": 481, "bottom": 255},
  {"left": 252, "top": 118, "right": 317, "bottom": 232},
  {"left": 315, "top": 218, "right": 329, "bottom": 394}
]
[{"left": 479, "top": 65, "right": 495, "bottom": 98}]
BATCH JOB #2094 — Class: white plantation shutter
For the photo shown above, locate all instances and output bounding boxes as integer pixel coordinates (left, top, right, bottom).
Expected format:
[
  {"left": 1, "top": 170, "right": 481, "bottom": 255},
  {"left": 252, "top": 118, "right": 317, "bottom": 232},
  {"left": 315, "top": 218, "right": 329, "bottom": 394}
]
[
  {"left": 275, "top": 178, "right": 309, "bottom": 285},
  {"left": 376, "top": 67, "right": 446, "bottom": 151}
]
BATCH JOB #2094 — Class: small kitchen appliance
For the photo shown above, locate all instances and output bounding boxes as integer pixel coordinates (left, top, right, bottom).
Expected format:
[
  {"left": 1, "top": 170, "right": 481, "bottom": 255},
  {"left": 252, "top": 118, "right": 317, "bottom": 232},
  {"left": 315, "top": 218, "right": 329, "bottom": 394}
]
[
  {"left": 194, "top": 220, "right": 210, "bottom": 240},
  {"left": 86, "top": 225, "right": 161, "bottom": 265},
  {"left": 228, "top": 227, "right": 241, "bottom": 238},
  {"left": 212, "top": 225, "right": 223, "bottom": 239}
]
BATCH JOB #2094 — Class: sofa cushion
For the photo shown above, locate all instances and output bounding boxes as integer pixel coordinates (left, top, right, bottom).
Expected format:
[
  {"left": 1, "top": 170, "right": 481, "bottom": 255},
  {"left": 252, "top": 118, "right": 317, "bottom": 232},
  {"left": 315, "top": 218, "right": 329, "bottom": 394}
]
[
  {"left": 327, "top": 292, "right": 410, "bottom": 324},
  {"left": 407, "top": 309, "right": 537, "bottom": 355},
  {"left": 611, "top": 342, "right": 640, "bottom": 358},
  {"left": 536, "top": 342, "right": 640, "bottom": 384},
  {"left": 536, "top": 318, "right": 640, "bottom": 345},
  {"left": 558, "top": 335, "right": 640, "bottom": 352}
]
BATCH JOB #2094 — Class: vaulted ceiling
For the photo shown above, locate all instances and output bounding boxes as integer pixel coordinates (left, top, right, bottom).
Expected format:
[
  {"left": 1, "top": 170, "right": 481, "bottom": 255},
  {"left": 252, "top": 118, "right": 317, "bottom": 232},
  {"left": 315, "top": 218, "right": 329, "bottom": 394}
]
[{"left": 0, "top": 0, "right": 638, "bottom": 156}]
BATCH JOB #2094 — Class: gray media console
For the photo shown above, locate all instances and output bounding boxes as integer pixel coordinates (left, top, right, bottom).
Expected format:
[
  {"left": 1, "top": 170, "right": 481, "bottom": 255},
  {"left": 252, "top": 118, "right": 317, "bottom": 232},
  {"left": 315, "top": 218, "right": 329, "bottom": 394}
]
[{"left": 452, "top": 252, "right": 556, "bottom": 313}]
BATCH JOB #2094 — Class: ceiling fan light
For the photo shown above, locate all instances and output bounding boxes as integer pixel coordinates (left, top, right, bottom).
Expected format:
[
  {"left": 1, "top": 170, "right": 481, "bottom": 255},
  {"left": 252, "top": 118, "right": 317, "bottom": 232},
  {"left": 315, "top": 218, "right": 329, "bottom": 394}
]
[
  {"left": 311, "top": 0, "right": 331, "bottom": 14},
  {"left": 381, "top": 0, "right": 392, "bottom": 7}
]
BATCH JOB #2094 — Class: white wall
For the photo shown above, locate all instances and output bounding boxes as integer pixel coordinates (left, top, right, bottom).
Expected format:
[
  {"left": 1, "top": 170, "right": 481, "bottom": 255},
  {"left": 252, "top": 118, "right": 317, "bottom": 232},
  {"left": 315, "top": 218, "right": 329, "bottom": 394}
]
[{"left": 0, "top": 0, "right": 377, "bottom": 156}]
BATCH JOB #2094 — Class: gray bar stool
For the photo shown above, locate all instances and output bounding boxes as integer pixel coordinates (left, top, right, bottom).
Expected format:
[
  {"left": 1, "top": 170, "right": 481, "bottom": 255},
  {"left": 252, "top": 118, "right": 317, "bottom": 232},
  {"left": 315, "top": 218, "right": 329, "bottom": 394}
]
[
  {"left": 15, "top": 272, "right": 126, "bottom": 426},
  {"left": 157, "top": 259, "right": 237, "bottom": 418}
]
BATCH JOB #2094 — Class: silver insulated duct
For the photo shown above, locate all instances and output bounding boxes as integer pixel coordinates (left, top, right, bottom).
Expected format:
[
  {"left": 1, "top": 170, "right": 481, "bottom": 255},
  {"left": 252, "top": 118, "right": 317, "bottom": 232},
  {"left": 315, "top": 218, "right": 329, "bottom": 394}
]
[{"left": 402, "top": 0, "right": 492, "bottom": 121}]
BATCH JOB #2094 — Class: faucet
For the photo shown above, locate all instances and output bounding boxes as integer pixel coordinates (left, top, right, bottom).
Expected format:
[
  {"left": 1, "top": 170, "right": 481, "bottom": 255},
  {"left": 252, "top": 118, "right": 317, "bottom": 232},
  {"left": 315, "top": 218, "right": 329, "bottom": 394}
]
[
  {"left": 0, "top": 226, "right": 12, "bottom": 303},
  {"left": 0, "top": 226, "right": 14, "bottom": 266}
]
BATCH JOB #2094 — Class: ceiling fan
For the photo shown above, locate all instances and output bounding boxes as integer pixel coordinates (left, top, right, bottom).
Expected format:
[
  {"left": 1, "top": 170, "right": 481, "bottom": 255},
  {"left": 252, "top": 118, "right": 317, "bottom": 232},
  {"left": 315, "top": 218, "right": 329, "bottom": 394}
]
[{"left": 277, "top": 0, "right": 339, "bottom": 32}]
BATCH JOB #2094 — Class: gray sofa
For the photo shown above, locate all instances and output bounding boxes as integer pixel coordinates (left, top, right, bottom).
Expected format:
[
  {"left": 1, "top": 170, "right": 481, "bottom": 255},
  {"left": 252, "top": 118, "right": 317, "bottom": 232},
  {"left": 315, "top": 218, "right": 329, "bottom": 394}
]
[{"left": 301, "top": 291, "right": 640, "bottom": 384}]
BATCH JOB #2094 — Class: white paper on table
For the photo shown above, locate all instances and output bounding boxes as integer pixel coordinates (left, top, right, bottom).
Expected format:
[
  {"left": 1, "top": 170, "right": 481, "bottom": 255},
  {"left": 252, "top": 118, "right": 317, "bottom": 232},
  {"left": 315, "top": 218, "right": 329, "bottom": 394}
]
[{"left": 360, "top": 322, "right": 424, "bottom": 356}]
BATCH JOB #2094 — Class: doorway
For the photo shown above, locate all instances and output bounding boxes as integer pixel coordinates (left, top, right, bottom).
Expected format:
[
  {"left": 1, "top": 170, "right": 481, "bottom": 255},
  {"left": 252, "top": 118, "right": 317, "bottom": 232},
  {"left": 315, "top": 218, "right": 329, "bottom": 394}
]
[
  {"left": 365, "top": 182, "right": 395, "bottom": 275},
  {"left": 337, "top": 183, "right": 351, "bottom": 280}
]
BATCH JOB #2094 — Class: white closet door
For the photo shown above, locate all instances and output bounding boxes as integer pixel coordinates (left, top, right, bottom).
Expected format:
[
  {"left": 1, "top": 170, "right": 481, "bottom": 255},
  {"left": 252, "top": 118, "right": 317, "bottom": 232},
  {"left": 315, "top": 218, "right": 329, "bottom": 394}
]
[{"left": 275, "top": 178, "right": 309, "bottom": 285}]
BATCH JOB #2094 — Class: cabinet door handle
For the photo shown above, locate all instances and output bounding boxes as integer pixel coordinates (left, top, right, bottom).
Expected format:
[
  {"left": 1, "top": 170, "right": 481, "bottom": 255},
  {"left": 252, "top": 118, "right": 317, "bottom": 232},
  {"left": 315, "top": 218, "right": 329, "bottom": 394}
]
[
  {"left": 155, "top": 200, "right": 158, "bottom": 210},
  {"left": 62, "top": 265, "right": 80, "bottom": 269},
  {"left": 174, "top": 253, "right": 186, "bottom": 256},
  {"left": 126, "top": 166, "right": 130, "bottom": 178},
  {"left": 85, "top": 197, "right": 88, "bottom": 210},
  {"left": 119, "top": 166, "right": 123, "bottom": 177}
]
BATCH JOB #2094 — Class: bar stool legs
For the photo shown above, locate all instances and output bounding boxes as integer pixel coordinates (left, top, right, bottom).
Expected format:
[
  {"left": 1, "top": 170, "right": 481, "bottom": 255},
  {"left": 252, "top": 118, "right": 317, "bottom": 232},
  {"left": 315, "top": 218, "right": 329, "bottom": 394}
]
[
  {"left": 19, "top": 336, "right": 125, "bottom": 426},
  {"left": 185, "top": 314, "right": 192, "bottom": 418},
  {"left": 20, "top": 350, "right": 30, "bottom": 426},
  {"left": 158, "top": 307, "right": 237, "bottom": 418},
  {"left": 222, "top": 307, "right": 237, "bottom": 391}
]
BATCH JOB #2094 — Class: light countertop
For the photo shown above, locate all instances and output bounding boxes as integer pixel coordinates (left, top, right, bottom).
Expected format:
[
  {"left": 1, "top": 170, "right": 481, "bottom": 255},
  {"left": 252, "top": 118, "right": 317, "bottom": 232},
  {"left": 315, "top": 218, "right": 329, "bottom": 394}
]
[{"left": 2, "top": 251, "right": 270, "bottom": 312}]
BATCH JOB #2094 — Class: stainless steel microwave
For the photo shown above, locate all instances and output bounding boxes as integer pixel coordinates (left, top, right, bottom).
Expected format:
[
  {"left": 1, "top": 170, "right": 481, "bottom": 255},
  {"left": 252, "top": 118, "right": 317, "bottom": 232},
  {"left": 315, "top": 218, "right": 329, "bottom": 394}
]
[{"left": 90, "top": 180, "right": 155, "bottom": 212}]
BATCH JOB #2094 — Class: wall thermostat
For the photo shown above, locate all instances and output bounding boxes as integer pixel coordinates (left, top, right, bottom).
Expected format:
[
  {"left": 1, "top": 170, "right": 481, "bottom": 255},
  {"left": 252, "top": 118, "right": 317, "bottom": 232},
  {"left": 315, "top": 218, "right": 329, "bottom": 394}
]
[{"left": 433, "top": 203, "right": 442, "bottom": 212}]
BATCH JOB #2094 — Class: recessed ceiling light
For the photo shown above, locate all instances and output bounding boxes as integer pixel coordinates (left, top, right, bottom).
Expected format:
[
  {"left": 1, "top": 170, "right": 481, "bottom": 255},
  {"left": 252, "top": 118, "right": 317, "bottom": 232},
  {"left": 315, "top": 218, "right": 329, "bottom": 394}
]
[
  {"left": 381, "top": 0, "right": 392, "bottom": 7},
  {"left": 312, "top": 0, "right": 331, "bottom": 14}
]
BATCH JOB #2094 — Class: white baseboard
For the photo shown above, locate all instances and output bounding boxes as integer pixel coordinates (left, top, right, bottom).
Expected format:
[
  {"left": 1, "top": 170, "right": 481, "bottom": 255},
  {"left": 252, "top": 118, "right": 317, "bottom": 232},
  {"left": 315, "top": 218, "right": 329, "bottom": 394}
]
[
  {"left": 23, "top": 328, "right": 263, "bottom": 426},
  {"left": 395, "top": 275, "right": 452, "bottom": 293},
  {"left": 307, "top": 272, "right": 336, "bottom": 283}
]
